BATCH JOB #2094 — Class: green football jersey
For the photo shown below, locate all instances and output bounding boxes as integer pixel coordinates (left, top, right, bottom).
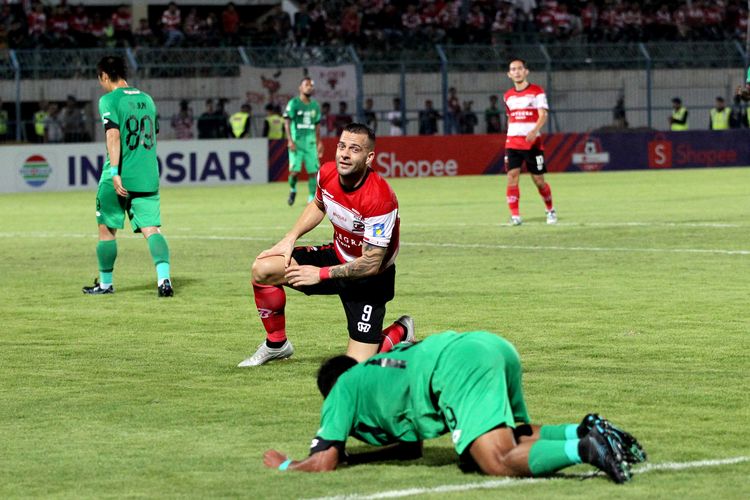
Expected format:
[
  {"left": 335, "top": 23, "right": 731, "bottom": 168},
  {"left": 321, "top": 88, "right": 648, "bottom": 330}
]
[
  {"left": 317, "top": 332, "right": 467, "bottom": 447},
  {"left": 284, "top": 96, "right": 320, "bottom": 145},
  {"left": 99, "top": 87, "right": 159, "bottom": 192}
]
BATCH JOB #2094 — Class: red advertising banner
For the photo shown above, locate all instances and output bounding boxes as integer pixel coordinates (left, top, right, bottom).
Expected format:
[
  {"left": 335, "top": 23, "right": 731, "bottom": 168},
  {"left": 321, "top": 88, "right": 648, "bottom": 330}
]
[
  {"left": 268, "top": 130, "right": 749, "bottom": 181},
  {"left": 270, "top": 135, "right": 507, "bottom": 181}
]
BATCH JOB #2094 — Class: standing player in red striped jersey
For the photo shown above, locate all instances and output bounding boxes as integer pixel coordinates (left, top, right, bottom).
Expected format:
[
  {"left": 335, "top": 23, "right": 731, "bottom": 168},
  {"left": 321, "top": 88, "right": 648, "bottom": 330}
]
[
  {"left": 503, "top": 58, "right": 557, "bottom": 226},
  {"left": 238, "top": 123, "right": 412, "bottom": 367}
]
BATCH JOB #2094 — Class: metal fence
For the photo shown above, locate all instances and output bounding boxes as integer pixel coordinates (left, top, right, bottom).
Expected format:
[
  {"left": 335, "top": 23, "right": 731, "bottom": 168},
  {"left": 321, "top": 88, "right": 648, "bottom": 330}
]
[{"left": 1, "top": 42, "right": 747, "bottom": 142}]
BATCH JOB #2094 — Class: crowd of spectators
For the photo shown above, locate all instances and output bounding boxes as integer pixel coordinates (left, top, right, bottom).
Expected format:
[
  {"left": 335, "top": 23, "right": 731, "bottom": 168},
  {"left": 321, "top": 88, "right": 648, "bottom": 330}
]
[
  {"left": 2, "top": 1, "right": 748, "bottom": 51},
  {"left": 0, "top": 1, "right": 251, "bottom": 49}
]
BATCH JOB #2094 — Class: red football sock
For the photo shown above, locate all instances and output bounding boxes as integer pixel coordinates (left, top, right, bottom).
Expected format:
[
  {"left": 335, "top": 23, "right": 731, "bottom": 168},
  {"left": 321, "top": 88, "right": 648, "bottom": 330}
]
[
  {"left": 252, "top": 281, "right": 287, "bottom": 343},
  {"left": 506, "top": 185, "right": 520, "bottom": 216},
  {"left": 378, "top": 322, "right": 406, "bottom": 353},
  {"left": 538, "top": 183, "right": 553, "bottom": 211}
]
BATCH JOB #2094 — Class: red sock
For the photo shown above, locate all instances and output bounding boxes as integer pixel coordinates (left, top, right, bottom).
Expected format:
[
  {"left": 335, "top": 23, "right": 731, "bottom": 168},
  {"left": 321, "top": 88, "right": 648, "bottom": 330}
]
[
  {"left": 378, "top": 322, "right": 406, "bottom": 353},
  {"left": 537, "top": 183, "right": 553, "bottom": 211},
  {"left": 506, "top": 185, "right": 520, "bottom": 216},
  {"left": 252, "top": 281, "right": 286, "bottom": 343}
]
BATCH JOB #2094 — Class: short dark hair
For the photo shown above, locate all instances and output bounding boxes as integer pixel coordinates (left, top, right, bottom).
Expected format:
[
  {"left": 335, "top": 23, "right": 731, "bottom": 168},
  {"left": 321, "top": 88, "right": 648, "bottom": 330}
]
[
  {"left": 301, "top": 76, "right": 313, "bottom": 84},
  {"left": 97, "top": 56, "right": 127, "bottom": 82},
  {"left": 343, "top": 122, "right": 376, "bottom": 149},
  {"left": 508, "top": 57, "right": 527, "bottom": 69},
  {"left": 317, "top": 355, "right": 358, "bottom": 398}
]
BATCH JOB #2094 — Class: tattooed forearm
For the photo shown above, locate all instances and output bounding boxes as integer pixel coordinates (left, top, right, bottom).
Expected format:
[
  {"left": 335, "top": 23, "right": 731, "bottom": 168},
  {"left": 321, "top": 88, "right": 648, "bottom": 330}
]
[{"left": 329, "top": 243, "right": 386, "bottom": 279}]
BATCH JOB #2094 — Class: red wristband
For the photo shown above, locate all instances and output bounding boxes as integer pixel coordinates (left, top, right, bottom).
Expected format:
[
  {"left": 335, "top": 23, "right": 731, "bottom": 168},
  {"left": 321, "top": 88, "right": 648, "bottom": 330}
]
[{"left": 319, "top": 267, "right": 331, "bottom": 280}]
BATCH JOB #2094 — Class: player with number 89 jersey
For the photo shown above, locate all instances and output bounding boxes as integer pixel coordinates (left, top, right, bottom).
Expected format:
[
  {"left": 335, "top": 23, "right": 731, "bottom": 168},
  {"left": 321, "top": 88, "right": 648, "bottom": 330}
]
[
  {"left": 81, "top": 56, "right": 173, "bottom": 298},
  {"left": 99, "top": 84, "right": 159, "bottom": 192}
]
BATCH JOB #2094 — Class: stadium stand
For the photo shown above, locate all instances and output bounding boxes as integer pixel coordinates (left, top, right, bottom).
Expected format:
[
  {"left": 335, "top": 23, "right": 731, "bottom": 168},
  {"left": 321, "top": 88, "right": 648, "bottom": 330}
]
[{"left": 1, "top": 1, "right": 748, "bottom": 50}]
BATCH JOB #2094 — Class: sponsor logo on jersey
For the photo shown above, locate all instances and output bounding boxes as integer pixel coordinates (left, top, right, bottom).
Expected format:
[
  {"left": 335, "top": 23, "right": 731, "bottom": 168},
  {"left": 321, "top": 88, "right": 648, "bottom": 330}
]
[
  {"left": 510, "top": 110, "right": 536, "bottom": 119},
  {"left": 357, "top": 322, "right": 371, "bottom": 333},
  {"left": 331, "top": 209, "right": 349, "bottom": 225},
  {"left": 372, "top": 223, "right": 385, "bottom": 237},
  {"left": 352, "top": 220, "right": 365, "bottom": 233},
  {"left": 19, "top": 154, "right": 52, "bottom": 187}
]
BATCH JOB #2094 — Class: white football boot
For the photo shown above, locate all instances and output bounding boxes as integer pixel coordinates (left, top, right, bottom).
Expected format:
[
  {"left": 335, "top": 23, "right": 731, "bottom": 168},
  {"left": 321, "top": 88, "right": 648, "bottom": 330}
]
[
  {"left": 395, "top": 315, "right": 416, "bottom": 344},
  {"left": 546, "top": 209, "right": 558, "bottom": 225},
  {"left": 237, "top": 340, "right": 294, "bottom": 367}
]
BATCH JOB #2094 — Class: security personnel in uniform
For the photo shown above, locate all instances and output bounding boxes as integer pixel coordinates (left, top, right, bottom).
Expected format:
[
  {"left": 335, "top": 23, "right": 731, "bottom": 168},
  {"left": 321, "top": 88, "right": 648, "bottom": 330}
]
[
  {"left": 669, "top": 97, "right": 688, "bottom": 131},
  {"left": 230, "top": 103, "right": 252, "bottom": 138},
  {"left": 262, "top": 103, "right": 284, "bottom": 139},
  {"left": 32, "top": 102, "right": 49, "bottom": 143},
  {"left": 709, "top": 96, "right": 730, "bottom": 130}
]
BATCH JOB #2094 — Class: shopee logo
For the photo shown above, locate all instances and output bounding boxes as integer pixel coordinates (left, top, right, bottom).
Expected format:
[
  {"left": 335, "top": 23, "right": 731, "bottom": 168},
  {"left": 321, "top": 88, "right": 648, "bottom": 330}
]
[
  {"left": 648, "top": 139, "right": 672, "bottom": 168},
  {"left": 374, "top": 152, "right": 458, "bottom": 177}
]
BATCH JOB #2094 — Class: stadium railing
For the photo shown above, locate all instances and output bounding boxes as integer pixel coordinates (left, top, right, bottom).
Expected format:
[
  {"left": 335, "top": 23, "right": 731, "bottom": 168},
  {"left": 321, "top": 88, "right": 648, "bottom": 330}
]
[{"left": 1, "top": 42, "right": 747, "bottom": 141}]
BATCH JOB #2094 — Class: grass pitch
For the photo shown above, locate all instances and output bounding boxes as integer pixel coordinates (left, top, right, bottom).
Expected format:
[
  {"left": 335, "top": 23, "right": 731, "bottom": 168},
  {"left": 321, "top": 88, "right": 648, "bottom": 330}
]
[{"left": 0, "top": 168, "right": 748, "bottom": 499}]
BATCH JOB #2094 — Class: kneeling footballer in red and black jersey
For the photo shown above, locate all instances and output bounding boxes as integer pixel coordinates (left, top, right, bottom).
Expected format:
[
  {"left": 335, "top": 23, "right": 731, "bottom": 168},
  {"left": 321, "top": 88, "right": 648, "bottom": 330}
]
[{"left": 238, "top": 123, "right": 412, "bottom": 367}]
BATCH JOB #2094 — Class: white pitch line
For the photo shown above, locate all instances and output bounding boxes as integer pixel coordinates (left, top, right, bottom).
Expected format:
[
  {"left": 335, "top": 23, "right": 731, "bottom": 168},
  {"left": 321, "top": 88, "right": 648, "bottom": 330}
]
[
  {"left": 408, "top": 221, "right": 743, "bottom": 229},
  {"left": 0, "top": 232, "right": 747, "bottom": 256},
  {"left": 182, "top": 221, "right": 744, "bottom": 230},
  {"left": 306, "top": 456, "right": 750, "bottom": 500},
  {"left": 411, "top": 241, "right": 750, "bottom": 256}
]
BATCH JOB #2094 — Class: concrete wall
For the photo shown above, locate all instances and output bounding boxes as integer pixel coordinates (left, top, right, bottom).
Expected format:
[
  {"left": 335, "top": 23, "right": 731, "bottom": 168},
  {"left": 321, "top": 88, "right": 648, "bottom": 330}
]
[{"left": 1, "top": 66, "right": 744, "bottom": 140}]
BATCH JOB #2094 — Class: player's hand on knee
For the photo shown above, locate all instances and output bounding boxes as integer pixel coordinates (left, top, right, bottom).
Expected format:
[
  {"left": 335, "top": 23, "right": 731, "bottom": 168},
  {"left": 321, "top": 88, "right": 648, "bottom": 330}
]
[
  {"left": 258, "top": 239, "right": 294, "bottom": 265},
  {"left": 284, "top": 264, "right": 321, "bottom": 287}
]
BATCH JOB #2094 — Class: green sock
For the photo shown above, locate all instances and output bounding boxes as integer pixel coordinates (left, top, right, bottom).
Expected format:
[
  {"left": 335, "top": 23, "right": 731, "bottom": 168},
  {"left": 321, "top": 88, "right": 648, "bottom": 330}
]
[
  {"left": 97, "top": 240, "right": 117, "bottom": 285},
  {"left": 288, "top": 175, "right": 297, "bottom": 191},
  {"left": 307, "top": 176, "right": 317, "bottom": 200},
  {"left": 539, "top": 424, "right": 580, "bottom": 441},
  {"left": 147, "top": 233, "right": 170, "bottom": 282},
  {"left": 528, "top": 439, "right": 582, "bottom": 476}
]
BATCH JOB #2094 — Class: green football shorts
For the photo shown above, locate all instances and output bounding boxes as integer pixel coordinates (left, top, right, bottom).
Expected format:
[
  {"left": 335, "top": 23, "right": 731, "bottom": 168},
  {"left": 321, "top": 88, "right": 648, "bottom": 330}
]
[
  {"left": 430, "top": 332, "right": 531, "bottom": 455},
  {"left": 288, "top": 141, "right": 320, "bottom": 174},
  {"left": 96, "top": 176, "right": 161, "bottom": 233}
]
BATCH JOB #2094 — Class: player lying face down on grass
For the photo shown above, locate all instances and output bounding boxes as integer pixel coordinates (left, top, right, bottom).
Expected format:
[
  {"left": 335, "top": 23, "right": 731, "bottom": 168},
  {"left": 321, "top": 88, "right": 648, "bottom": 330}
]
[
  {"left": 239, "top": 123, "right": 412, "bottom": 367},
  {"left": 263, "top": 331, "right": 646, "bottom": 483}
]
